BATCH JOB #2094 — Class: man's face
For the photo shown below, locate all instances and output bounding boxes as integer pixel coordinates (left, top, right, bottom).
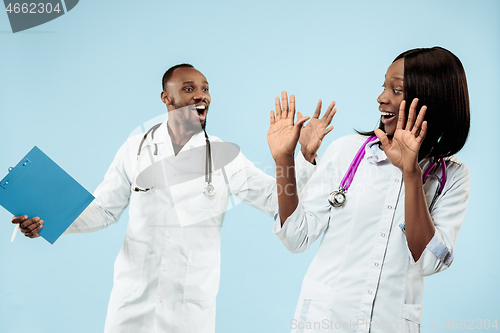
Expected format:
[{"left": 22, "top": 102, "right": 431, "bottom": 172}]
[{"left": 162, "top": 67, "right": 211, "bottom": 130}]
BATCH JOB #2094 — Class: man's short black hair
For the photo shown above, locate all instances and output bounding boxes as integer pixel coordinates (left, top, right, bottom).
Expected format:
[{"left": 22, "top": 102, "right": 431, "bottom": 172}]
[{"left": 162, "top": 63, "right": 194, "bottom": 91}]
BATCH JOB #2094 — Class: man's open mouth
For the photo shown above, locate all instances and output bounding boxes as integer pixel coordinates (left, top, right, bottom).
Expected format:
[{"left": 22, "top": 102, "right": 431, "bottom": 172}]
[{"left": 195, "top": 105, "right": 206, "bottom": 115}]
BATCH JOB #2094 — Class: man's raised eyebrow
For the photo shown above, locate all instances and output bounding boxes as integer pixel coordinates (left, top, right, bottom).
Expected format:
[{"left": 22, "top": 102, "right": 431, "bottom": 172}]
[
  {"left": 391, "top": 76, "right": 404, "bottom": 81},
  {"left": 182, "top": 81, "right": 209, "bottom": 85}
]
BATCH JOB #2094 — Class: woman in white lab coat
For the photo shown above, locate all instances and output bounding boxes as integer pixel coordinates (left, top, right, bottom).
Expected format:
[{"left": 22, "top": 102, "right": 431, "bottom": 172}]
[{"left": 267, "top": 47, "right": 470, "bottom": 333}]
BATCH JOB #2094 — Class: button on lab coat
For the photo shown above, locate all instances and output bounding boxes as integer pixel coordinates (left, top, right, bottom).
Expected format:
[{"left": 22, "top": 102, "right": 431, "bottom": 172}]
[
  {"left": 274, "top": 135, "right": 470, "bottom": 333},
  {"left": 65, "top": 121, "right": 316, "bottom": 333}
]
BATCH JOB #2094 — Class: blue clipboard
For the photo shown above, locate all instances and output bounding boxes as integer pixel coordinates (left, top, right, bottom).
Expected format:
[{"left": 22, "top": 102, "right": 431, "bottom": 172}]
[{"left": 0, "top": 146, "right": 94, "bottom": 244}]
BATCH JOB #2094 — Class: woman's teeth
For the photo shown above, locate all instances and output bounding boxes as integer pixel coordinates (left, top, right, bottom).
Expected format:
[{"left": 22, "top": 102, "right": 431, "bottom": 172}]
[{"left": 381, "top": 112, "right": 395, "bottom": 119}]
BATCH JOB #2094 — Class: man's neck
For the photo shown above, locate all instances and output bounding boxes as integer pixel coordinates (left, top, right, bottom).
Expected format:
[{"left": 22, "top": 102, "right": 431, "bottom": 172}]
[{"left": 166, "top": 119, "right": 200, "bottom": 146}]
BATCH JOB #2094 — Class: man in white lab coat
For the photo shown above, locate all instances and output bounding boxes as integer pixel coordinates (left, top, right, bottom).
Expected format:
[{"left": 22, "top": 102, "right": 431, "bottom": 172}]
[{"left": 12, "top": 64, "right": 336, "bottom": 332}]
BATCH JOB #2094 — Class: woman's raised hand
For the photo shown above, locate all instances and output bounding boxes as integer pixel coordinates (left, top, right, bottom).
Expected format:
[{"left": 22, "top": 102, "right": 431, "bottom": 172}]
[
  {"left": 297, "top": 99, "right": 336, "bottom": 163},
  {"left": 375, "top": 98, "right": 428, "bottom": 175},
  {"left": 267, "top": 91, "right": 310, "bottom": 162}
]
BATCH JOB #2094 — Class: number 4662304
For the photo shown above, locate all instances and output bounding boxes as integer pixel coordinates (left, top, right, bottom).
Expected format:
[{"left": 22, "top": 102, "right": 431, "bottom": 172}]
[
  {"left": 5, "top": 3, "right": 62, "bottom": 14},
  {"left": 444, "top": 319, "right": 498, "bottom": 330}
]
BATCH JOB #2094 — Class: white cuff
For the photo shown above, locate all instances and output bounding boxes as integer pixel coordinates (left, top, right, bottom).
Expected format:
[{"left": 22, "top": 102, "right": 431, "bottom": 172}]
[
  {"left": 426, "top": 232, "right": 453, "bottom": 265},
  {"left": 409, "top": 231, "right": 453, "bottom": 275},
  {"left": 273, "top": 203, "right": 304, "bottom": 239}
]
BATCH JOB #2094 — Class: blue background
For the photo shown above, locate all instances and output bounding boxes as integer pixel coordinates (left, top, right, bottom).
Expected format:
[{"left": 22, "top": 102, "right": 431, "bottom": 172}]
[{"left": 1, "top": 1, "right": 499, "bottom": 332}]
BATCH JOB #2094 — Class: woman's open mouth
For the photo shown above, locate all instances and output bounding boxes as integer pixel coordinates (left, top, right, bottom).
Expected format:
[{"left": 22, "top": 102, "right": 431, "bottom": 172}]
[{"left": 380, "top": 111, "right": 396, "bottom": 124}]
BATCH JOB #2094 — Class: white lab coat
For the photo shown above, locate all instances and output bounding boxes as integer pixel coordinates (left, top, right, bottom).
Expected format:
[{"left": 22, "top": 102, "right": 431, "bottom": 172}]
[
  {"left": 274, "top": 134, "right": 470, "bottom": 333},
  {"left": 65, "top": 120, "right": 316, "bottom": 333}
]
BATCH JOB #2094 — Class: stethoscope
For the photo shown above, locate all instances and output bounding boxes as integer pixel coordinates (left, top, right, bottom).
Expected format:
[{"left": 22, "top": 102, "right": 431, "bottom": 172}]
[
  {"left": 132, "top": 123, "right": 215, "bottom": 197},
  {"left": 328, "top": 136, "right": 447, "bottom": 231}
]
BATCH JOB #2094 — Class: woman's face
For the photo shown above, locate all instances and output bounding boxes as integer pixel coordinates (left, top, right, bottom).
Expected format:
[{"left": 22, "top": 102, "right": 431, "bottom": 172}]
[{"left": 377, "top": 58, "right": 405, "bottom": 136}]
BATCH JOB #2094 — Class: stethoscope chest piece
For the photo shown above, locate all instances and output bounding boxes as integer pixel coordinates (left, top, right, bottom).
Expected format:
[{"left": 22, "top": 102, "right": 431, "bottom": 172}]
[
  {"left": 203, "top": 182, "right": 216, "bottom": 197},
  {"left": 328, "top": 136, "right": 376, "bottom": 208},
  {"left": 329, "top": 188, "right": 347, "bottom": 207}
]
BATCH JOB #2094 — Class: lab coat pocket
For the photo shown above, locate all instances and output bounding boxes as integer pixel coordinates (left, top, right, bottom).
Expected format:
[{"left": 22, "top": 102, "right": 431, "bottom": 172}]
[
  {"left": 170, "top": 172, "right": 227, "bottom": 227},
  {"left": 184, "top": 250, "right": 221, "bottom": 303},
  {"left": 402, "top": 303, "right": 422, "bottom": 333},
  {"left": 293, "top": 276, "right": 334, "bottom": 333},
  {"left": 113, "top": 237, "right": 148, "bottom": 297}
]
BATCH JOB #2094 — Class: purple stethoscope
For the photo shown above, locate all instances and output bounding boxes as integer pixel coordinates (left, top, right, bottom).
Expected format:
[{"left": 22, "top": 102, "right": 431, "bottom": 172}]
[{"left": 328, "top": 136, "right": 447, "bottom": 215}]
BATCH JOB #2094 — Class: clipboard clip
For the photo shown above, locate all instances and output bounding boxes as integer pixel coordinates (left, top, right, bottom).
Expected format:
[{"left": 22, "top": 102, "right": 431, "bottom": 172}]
[{"left": 1, "top": 158, "right": 31, "bottom": 189}]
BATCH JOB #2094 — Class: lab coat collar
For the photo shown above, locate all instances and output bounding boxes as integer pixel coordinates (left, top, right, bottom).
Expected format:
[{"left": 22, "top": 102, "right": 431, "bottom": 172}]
[
  {"left": 365, "top": 137, "right": 388, "bottom": 164},
  {"left": 363, "top": 136, "right": 437, "bottom": 167},
  {"left": 152, "top": 120, "right": 207, "bottom": 158}
]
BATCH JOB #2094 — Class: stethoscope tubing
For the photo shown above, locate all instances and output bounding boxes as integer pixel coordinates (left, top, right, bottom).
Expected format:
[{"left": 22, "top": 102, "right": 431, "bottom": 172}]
[
  {"left": 133, "top": 123, "right": 215, "bottom": 196},
  {"left": 330, "top": 136, "right": 447, "bottom": 209}
]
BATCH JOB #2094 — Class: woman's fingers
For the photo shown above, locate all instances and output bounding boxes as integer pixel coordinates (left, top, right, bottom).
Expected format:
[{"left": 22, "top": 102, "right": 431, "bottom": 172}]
[
  {"left": 405, "top": 98, "right": 419, "bottom": 131},
  {"left": 416, "top": 121, "right": 428, "bottom": 144},
  {"left": 374, "top": 128, "right": 390, "bottom": 150},
  {"left": 396, "top": 100, "right": 407, "bottom": 131},
  {"left": 411, "top": 105, "right": 427, "bottom": 137},
  {"left": 324, "top": 126, "right": 334, "bottom": 136},
  {"left": 281, "top": 91, "right": 289, "bottom": 118},
  {"left": 325, "top": 101, "right": 336, "bottom": 114},
  {"left": 289, "top": 94, "right": 296, "bottom": 120},
  {"left": 295, "top": 116, "right": 310, "bottom": 129},
  {"left": 324, "top": 103, "right": 337, "bottom": 125},
  {"left": 296, "top": 112, "right": 307, "bottom": 126},
  {"left": 312, "top": 99, "right": 322, "bottom": 119},
  {"left": 275, "top": 97, "right": 282, "bottom": 119},
  {"left": 397, "top": 98, "right": 426, "bottom": 137}
]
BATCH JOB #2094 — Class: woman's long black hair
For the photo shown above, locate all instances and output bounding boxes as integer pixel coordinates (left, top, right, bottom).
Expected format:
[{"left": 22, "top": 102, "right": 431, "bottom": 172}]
[{"left": 358, "top": 47, "right": 470, "bottom": 162}]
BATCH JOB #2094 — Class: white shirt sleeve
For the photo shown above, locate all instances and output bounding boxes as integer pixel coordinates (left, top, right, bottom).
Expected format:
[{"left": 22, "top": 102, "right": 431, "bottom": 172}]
[
  {"left": 273, "top": 146, "right": 335, "bottom": 253},
  {"left": 408, "top": 159, "right": 470, "bottom": 276},
  {"left": 295, "top": 151, "right": 319, "bottom": 192},
  {"left": 226, "top": 151, "right": 317, "bottom": 217},
  {"left": 65, "top": 141, "right": 132, "bottom": 234}
]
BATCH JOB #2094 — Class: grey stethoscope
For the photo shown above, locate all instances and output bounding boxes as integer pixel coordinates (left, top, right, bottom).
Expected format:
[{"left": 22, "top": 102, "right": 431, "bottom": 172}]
[{"left": 132, "top": 123, "right": 215, "bottom": 197}]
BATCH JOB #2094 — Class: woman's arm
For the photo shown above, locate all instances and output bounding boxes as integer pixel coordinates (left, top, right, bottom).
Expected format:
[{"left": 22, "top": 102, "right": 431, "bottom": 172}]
[
  {"left": 375, "top": 98, "right": 433, "bottom": 261},
  {"left": 411, "top": 161, "right": 469, "bottom": 275},
  {"left": 402, "top": 168, "right": 435, "bottom": 261},
  {"left": 267, "top": 91, "right": 336, "bottom": 225}
]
